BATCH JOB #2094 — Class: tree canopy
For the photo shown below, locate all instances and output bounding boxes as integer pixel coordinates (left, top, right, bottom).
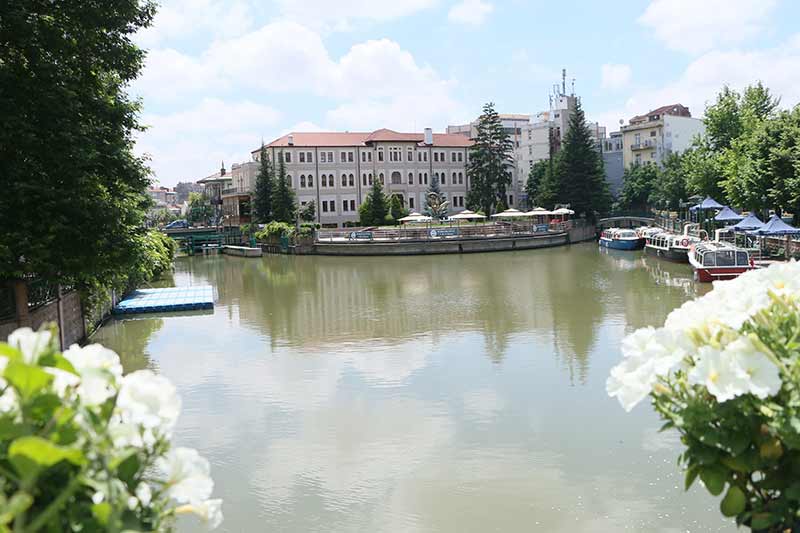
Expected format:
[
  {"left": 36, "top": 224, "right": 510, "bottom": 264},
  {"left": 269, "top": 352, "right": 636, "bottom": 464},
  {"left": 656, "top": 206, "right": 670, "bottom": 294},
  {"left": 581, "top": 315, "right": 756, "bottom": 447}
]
[
  {"left": 524, "top": 161, "right": 547, "bottom": 209},
  {"left": 359, "top": 180, "right": 390, "bottom": 226},
  {"left": 466, "top": 102, "right": 514, "bottom": 214},
  {"left": 424, "top": 173, "right": 448, "bottom": 219},
  {"left": 271, "top": 153, "right": 297, "bottom": 224},
  {"left": 253, "top": 146, "right": 275, "bottom": 223},
  {"left": 0, "top": 0, "right": 157, "bottom": 285}
]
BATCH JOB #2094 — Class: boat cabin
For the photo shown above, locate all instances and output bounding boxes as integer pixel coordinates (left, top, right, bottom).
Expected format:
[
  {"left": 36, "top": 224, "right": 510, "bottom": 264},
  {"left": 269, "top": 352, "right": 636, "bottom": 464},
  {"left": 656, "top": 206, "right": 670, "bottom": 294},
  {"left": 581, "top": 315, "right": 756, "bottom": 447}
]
[{"left": 691, "top": 243, "right": 750, "bottom": 268}]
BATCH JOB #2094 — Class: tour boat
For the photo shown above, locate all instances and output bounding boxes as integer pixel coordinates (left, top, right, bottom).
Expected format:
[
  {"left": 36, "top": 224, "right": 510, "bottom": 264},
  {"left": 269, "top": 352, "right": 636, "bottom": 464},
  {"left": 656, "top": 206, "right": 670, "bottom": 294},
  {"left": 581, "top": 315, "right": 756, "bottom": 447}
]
[
  {"left": 644, "top": 227, "right": 703, "bottom": 263},
  {"left": 599, "top": 228, "right": 644, "bottom": 250},
  {"left": 688, "top": 241, "right": 755, "bottom": 282}
]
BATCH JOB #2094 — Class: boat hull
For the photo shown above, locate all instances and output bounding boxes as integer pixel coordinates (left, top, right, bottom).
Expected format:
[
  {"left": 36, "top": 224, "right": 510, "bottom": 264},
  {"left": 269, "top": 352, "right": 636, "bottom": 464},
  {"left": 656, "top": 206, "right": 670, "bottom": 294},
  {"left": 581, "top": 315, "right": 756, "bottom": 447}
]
[
  {"left": 599, "top": 237, "right": 643, "bottom": 250},
  {"left": 644, "top": 245, "right": 690, "bottom": 263},
  {"left": 693, "top": 266, "right": 753, "bottom": 283}
]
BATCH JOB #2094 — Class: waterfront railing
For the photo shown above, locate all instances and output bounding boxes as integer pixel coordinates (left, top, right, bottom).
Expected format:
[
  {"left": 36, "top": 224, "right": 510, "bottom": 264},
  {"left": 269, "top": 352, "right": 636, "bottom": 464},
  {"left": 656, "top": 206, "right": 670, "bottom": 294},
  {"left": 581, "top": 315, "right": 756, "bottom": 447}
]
[{"left": 315, "top": 221, "right": 573, "bottom": 243}]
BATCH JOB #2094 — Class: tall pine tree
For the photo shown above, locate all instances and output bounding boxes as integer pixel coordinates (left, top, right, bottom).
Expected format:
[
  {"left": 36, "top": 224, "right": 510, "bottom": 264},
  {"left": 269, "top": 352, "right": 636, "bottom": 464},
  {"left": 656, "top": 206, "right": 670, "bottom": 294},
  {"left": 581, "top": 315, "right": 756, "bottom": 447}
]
[
  {"left": 466, "top": 102, "right": 514, "bottom": 214},
  {"left": 550, "top": 100, "right": 611, "bottom": 221},
  {"left": 364, "top": 180, "right": 390, "bottom": 225},
  {"left": 271, "top": 152, "right": 297, "bottom": 223},
  {"left": 253, "top": 144, "right": 274, "bottom": 223}
]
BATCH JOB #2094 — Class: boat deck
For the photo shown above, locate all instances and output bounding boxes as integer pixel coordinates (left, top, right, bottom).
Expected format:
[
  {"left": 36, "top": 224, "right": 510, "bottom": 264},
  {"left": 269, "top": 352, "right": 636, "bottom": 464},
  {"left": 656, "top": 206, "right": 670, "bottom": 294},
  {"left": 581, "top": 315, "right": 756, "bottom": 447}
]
[{"left": 113, "top": 286, "right": 214, "bottom": 314}]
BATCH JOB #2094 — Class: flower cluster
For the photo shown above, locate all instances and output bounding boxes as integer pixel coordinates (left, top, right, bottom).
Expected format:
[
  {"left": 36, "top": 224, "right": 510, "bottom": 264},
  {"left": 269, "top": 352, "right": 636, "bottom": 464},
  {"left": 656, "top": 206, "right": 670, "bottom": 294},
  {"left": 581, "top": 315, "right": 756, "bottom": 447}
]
[
  {"left": 0, "top": 326, "right": 223, "bottom": 531},
  {"left": 608, "top": 261, "right": 800, "bottom": 531}
]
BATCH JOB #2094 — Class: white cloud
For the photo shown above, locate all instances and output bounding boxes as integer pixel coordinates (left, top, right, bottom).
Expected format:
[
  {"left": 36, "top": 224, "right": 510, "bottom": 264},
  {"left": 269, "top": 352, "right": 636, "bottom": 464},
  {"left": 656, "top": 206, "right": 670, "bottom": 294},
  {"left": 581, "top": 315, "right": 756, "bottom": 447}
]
[
  {"left": 600, "top": 64, "right": 632, "bottom": 90},
  {"left": 638, "top": 0, "right": 777, "bottom": 54},
  {"left": 137, "top": 98, "right": 281, "bottom": 183},
  {"left": 593, "top": 34, "right": 800, "bottom": 132},
  {"left": 275, "top": 0, "right": 438, "bottom": 32},
  {"left": 448, "top": 0, "right": 494, "bottom": 26},
  {"left": 135, "top": 0, "right": 253, "bottom": 48}
]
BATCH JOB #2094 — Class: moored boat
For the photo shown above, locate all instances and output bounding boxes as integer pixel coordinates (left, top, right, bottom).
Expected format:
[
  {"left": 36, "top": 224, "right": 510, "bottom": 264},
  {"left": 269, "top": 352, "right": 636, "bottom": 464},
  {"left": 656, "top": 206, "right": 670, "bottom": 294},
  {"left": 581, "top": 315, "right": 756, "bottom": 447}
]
[
  {"left": 599, "top": 228, "right": 643, "bottom": 250},
  {"left": 644, "top": 225, "right": 703, "bottom": 263},
  {"left": 688, "top": 241, "right": 755, "bottom": 282}
]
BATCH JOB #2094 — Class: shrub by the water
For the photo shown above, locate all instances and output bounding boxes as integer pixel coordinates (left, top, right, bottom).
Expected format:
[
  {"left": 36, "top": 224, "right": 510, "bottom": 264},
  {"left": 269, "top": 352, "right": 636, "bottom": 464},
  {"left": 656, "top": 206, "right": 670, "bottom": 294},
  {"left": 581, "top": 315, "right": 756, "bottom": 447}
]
[
  {"left": 0, "top": 326, "right": 223, "bottom": 531},
  {"left": 608, "top": 261, "right": 800, "bottom": 531}
]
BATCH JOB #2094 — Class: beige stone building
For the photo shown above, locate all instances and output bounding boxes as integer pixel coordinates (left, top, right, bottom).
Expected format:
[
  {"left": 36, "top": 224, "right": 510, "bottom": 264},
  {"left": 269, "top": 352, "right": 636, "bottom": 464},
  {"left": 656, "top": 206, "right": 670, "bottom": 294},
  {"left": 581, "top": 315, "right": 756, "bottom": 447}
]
[
  {"left": 253, "top": 128, "right": 486, "bottom": 227},
  {"left": 621, "top": 104, "right": 705, "bottom": 168}
]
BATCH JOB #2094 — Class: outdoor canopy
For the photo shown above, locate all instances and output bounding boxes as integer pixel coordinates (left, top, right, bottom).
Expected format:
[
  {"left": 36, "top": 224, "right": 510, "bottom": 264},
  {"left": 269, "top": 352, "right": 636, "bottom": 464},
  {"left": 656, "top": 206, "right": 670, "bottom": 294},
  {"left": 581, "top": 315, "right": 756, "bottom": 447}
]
[
  {"left": 450, "top": 210, "right": 486, "bottom": 220},
  {"left": 490, "top": 208, "right": 527, "bottom": 218},
  {"left": 398, "top": 212, "right": 432, "bottom": 223},
  {"left": 714, "top": 206, "right": 744, "bottom": 222},
  {"left": 730, "top": 213, "right": 765, "bottom": 232},
  {"left": 690, "top": 196, "right": 725, "bottom": 211},
  {"left": 551, "top": 207, "right": 575, "bottom": 215},
  {"left": 747, "top": 214, "right": 800, "bottom": 236}
]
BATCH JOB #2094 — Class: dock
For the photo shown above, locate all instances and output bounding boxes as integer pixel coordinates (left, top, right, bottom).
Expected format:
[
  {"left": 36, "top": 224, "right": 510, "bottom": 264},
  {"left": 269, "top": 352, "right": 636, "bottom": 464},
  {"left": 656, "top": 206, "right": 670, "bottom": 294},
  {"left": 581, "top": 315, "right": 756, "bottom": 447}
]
[
  {"left": 222, "top": 245, "right": 263, "bottom": 257},
  {"left": 113, "top": 286, "right": 214, "bottom": 315}
]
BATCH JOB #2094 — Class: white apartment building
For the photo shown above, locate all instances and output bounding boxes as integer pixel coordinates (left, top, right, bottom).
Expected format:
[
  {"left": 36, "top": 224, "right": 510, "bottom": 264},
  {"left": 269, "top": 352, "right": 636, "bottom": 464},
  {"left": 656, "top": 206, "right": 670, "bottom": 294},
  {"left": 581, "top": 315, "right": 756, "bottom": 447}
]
[
  {"left": 621, "top": 104, "right": 705, "bottom": 168},
  {"left": 253, "top": 128, "right": 492, "bottom": 227}
]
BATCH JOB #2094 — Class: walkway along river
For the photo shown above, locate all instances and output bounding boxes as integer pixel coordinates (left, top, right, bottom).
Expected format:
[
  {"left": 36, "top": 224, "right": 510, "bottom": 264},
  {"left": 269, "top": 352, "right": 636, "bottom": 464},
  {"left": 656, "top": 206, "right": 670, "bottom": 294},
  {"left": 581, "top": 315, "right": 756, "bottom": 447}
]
[{"left": 92, "top": 243, "right": 736, "bottom": 532}]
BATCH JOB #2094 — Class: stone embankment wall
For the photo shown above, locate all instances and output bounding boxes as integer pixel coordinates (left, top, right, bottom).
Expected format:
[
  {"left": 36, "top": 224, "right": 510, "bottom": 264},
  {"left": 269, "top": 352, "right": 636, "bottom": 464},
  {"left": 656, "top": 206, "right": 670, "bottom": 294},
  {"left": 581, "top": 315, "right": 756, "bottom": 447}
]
[{"left": 314, "top": 233, "right": 569, "bottom": 256}]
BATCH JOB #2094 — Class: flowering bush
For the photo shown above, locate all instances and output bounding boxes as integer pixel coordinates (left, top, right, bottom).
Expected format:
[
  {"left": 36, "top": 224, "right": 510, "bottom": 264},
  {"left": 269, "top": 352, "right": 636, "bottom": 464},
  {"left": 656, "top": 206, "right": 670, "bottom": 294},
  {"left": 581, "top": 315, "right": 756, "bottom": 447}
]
[
  {"left": 608, "top": 261, "right": 800, "bottom": 531},
  {"left": 0, "top": 326, "right": 222, "bottom": 531}
]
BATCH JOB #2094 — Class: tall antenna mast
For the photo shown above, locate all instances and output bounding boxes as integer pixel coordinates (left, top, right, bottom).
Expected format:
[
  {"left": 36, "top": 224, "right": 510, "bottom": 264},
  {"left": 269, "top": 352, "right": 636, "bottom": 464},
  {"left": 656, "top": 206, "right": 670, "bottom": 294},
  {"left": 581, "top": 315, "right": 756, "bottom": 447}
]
[
  {"left": 561, "top": 68, "right": 566, "bottom": 96},
  {"left": 571, "top": 78, "right": 575, "bottom": 96}
]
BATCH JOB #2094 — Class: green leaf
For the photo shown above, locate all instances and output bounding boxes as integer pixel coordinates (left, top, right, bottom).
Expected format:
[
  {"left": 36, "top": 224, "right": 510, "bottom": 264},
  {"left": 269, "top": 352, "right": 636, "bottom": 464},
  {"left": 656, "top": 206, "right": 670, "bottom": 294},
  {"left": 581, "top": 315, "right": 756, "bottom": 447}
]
[
  {"left": 685, "top": 466, "right": 700, "bottom": 491},
  {"left": 92, "top": 502, "right": 111, "bottom": 526},
  {"left": 700, "top": 466, "right": 727, "bottom": 496},
  {"left": 37, "top": 354, "right": 77, "bottom": 375},
  {"left": 786, "top": 482, "right": 800, "bottom": 501},
  {"left": 8, "top": 436, "right": 85, "bottom": 481},
  {"left": 3, "top": 362, "right": 52, "bottom": 401},
  {"left": 751, "top": 513, "right": 779, "bottom": 530},
  {"left": 0, "top": 492, "right": 33, "bottom": 525},
  {"left": 0, "top": 418, "right": 26, "bottom": 441},
  {"left": 720, "top": 486, "right": 746, "bottom": 517},
  {"left": 0, "top": 345, "right": 21, "bottom": 361},
  {"left": 720, "top": 456, "right": 750, "bottom": 473}
]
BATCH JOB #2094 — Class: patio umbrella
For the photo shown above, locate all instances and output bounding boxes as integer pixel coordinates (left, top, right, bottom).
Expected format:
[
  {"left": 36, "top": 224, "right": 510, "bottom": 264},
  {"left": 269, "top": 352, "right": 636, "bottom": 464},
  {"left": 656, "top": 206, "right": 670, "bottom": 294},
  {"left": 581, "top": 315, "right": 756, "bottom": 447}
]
[
  {"left": 714, "top": 206, "right": 744, "bottom": 222},
  {"left": 551, "top": 207, "right": 575, "bottom": 215},
  {"left": 525, "top": 207, "right": 553, "bottom": 216},
  {"left": 450, "top": 209, "right": 486, "bottom": 220},
  {"left": 747, "top": 214, "right": 800, "bottom": 236},
  {"left": 398, "top": 212, "right": 432, "bottom": 223},
  {"left": 731, "top": 213, "right": 764, "bottom": 232},
  {"left": 689, "top": 197, "right": 725, "bottom": 211},
  {"left": 490, "top": 208, "right": 526, "bottom": 218}
]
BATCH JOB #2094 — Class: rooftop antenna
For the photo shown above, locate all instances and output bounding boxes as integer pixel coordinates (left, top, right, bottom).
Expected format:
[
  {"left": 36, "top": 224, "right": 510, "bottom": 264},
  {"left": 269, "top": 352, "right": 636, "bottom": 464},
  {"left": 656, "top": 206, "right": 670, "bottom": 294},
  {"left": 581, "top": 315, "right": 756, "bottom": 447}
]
[
  {"left": 571, "top": 78, "right": 575, "bottom": 96},
  {"left": 561, "top": 68, "right": 566, "bottom": 96}
]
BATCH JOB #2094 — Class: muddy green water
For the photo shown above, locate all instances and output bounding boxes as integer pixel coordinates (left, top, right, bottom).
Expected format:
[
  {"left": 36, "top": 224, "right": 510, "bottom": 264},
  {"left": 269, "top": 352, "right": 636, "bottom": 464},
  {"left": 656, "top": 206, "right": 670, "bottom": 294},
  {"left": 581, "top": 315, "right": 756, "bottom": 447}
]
[{"left": 92, "top": 244, "right": 734, "bottom": 532}]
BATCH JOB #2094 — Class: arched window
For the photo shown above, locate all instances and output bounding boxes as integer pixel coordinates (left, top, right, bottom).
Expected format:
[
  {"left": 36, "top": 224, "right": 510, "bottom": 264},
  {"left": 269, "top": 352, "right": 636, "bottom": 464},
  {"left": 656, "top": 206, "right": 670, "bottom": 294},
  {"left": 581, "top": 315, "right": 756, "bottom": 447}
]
[
  {"left": 362, "top": 173, "right": 367, "bottom": 186},
  {"left": 341, "top": 174, "right": 347, "bottom": 187},
  {"left": 322, "top": 174, "right": 328, "bottom": 187},
  {"left": 379, "top": 173, "right": 385, "bottom": 185},
  {"left": 369, "top": 173, "right": 373, "bottom": 186},
  {"left": 459, "top": 172, "right": 464, "bottom": 184},
  {"left": 300, "top": 175, "right": 306, "bottom": 188},
  {"left": 441, "top": 172, "right": 446, "bottom": 185},
  {"left": 391, "top": 171, "right": 401, "bottom": 185},
  {"left": 349, "top": 174, "right": 354, "bottom": 187},
  {"left": 424, "top": 172, "right": 428, "bottom": 184},
  {"left": 408, "top": 172, "right": 413, "bottom": 185},
  {"left": 308, "top": 174, "right": 314, "bottom": 187}
]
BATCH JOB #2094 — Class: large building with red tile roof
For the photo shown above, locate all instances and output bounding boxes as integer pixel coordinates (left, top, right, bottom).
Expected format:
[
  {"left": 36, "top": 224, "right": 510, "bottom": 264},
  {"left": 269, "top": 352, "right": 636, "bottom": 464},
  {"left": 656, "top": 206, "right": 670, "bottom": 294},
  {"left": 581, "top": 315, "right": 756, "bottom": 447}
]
[{"left": 247, "top": 128, "right": 515, "bottom": 227}]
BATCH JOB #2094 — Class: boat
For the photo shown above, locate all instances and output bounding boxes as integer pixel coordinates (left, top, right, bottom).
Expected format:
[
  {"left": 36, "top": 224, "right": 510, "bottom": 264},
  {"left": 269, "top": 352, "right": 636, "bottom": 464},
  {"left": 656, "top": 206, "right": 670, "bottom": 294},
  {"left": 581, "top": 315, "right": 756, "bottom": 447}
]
[
  {"left": 644, "top": 225, "right": 704, "bottom": 263},
  {"left": 599, "top": 228, "right": 644, "bottom": 250},
  {"left": 688, "top": 241, "right": 755, "bottom": 282}
]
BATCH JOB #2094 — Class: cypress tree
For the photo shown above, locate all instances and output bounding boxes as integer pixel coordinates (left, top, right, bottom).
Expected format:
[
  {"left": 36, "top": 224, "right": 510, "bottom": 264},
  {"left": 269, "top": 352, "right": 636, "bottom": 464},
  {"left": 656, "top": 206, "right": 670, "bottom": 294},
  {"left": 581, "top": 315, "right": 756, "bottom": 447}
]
[
  {"left": 389, "top": 194, "right": 406, "bottom": 222},
  {"left": 366, "top": 180, "right": 390, "bottom": 225},
  {"left": 253, "top": 144, "right": 274, "bottom": 223},
  {"left": 271, "top": 152, "right": 296, "bottom": 223},
  {"left": 551, "top": 100, "right": 611, "bottom": 221},
  {"left": 466, "top": 102, "right": 514, "bottom": 214}
]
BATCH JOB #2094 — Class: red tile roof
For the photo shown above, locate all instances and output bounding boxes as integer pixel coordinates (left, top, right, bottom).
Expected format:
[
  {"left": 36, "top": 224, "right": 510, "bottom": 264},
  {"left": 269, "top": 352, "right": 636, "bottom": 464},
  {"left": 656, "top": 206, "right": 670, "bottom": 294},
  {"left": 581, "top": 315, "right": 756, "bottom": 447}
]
[
  {"left": 630, "top": 103, "right": 691, "bottom": 123},
  {"left": 256, "top": 129, "right": 473, "bottom": 153}
]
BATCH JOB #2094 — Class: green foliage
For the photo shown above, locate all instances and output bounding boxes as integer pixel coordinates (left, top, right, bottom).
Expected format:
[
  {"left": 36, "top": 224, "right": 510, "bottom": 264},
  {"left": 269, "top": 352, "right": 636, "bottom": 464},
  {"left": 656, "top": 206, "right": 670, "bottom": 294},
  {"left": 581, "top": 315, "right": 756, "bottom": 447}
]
[
  {"left": 253, "top": 145, "right": 274, "bottom": 223},
  {"left": 524, "top": 161, "right": 547, "bottom": 209},
  {"left": 187, "top": 192, "right": 212, "bottom": 225},
  {"left": 534, "top": 157, "right": 560, "bottom": 208},
  {"left": 0, "top": 326, "right": 223, "bottom": 531},
  {"left": 549, "top": 100, "right": 611, "bottom": 221},
  {"left": 255, "top": 221, "right": 295, "bottom": 242},
  {"left": 466, "top": 102, "right": 514, "bottom": 214},
  {"left": 618, "top": 163, "right": 659, "bottom": 212},
  {"left": 0, "top": 1, "right": 156, "bottom": 289},
  {"left": 424, "top": 174, "right": 449, "bottom": 220},
  {"left": 650, "top": 152, "right": 687, "bottom": 210},
  {"left": 271, "top": 153, "right": 297, "bottom": 223},
  {"left": 681, "top": 138, "right": 726, "bottom": 201},
  {"left": 359, "top": 181, "right": 389, "bottom": 226},
  {"left": 389, "top": 194, "right": 407, "bottom": 222},
  {"left": 299, "top": 200, "right": 316, "bottom": 223}
]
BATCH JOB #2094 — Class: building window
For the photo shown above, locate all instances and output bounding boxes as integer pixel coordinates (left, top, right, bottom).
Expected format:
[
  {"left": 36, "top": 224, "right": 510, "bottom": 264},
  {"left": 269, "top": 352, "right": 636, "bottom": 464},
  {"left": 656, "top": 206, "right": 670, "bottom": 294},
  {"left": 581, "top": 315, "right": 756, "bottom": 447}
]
[
  {"left": 341, "top": 174, "right": 347, "bottom": 187},
  {"left": 635, "top": 153, "right": 642, "bottom": 164},
  {"left": 452, "top": 171, "right": 457, "bottom": 184},
  {"left": 369, "top": 173, "right": 373, "bottom": 185},
  {"left": 391, "top": 171, "right": 401, "bottom": 185},
  {"left": 433, "top": 152, "right": 439, "bottom": 162},
  {"left": 451, "top": 152, "right": 456, "bottom": 163},
  {"left": 300, "top": 175, "right": 306, "bottom": 188},
  {"left": 389, "top": 147, "right": 401, "bottom": 162},
  {"left": 651, "top": 151, "right": 656, "bottom": 159},
  {"left": 322, "top": 201, "right": 328, "bottom": 213},
  {"left": 340, "top": 151, "right": 347, "bottom": 163},
  {"left": 350, "top": 200, "right": 355, "bottom": 211},
  {"left": 377, "top": 148, "right": 384, "bottom": 162},
  {"left": 650, "top": 131, "right": 656, "bottom": 137},
  {"left": 424, "top": 172, "right": 428, "bottom": 185},
  {"left": 409, "top": 197, "right": 415, "bottom": 209},
  {"left": 407, "top": 148, "right": 413, "bottom": 161},
  {"left": 299, "top": 151, "right": 306, "bottom": 163},
  {"left": 441, "top": 172, "right": 446, "bottom": 185},
  {"left": 458, "top": 152, "right": 464, "bottom": 162},
  {"left": 349, "top": 174, "right": 354, "bottom": 186},
  {"left": 379, "top": 173, "right": 384, "bottom": 185},
  {"left": 284, "top": 151, "right": 291, "bottom": 163},
  {"left": 408, "top": 172, "right": 413, "bottom": 185},
  {"left": 327, "top": 151, "right": 334, "bottom": 162},
  {"left": 509, "top": 195, "right": 514, "bottom": 205},
  {"left": 342, "top": 199, "right": 348, "bottom": 212},
  {"left": 306, "top": 151, "right": 313, "bottom": 163},
  {"left": 320, "top": 152, "right": 326, "bottom": 163}
]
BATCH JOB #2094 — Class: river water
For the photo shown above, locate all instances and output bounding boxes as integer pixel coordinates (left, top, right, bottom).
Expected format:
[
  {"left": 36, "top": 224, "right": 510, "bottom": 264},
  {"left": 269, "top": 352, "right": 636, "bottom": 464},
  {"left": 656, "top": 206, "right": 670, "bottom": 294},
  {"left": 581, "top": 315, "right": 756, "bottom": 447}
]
[{"left": 92, "top": 243, "right": 735, "bottom": 532}]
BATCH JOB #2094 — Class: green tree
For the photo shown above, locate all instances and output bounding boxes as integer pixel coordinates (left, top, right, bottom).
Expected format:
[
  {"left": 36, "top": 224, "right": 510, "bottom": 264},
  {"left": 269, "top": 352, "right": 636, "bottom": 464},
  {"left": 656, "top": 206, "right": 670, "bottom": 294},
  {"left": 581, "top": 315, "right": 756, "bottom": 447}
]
[
  {"left": 681, "top": 139, "right": 726, "bottom": 201},
  {"left": 534, "top": 156, "right": 560, "bottom": 208},
  {"left": 550, "top": 100, "right": 611, "bottom": 221},
  {"left": 466, "top": 102, "right": 514, "bottom": 214},
  {"left": 253, "top": 145, "right": 274, "bottom": 223},
  {"left": 617, "top": 163, "right": 659, "bottom": 212},
  {"left": 299, "top": 200, "right": 316, "bottom": 223},
  {"left": 704, "top": 86, "right": 745, "bottom": 151},
  {"left": 271, "top": 153, "right": 296, "bottom": 223},
  {"left": 524, "top": 161, "right": 547, "bottom": 209},
  {"left": 389, "top": 194, "right": 407, "bottom": 222},
  {"left": 187, "top": 192, "right": 212, "bottom": 225},
  {"left": 424, "top": 173, "right": 449, "bottom": 219},
  {"left": 649, "top": 152, "right": 687, "bottom": 210},
  {"left": 360, "top": 180, "right": 389, "bottom": 226},
  {"left": 0, "top": 1, "right": 157, "bottom": 305}
]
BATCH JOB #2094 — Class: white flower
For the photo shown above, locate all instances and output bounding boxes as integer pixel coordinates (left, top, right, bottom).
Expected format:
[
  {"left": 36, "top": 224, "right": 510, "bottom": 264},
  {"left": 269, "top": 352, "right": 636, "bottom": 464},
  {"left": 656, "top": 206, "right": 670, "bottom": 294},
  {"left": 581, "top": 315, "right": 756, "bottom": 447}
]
[
  {"left": 135, "top": 482, "right": 152, "bottom": 506},
  {"left": 7, "top": 327, "right": 52, "bottom": 364},
  {"left": 63, "top": 344, "right": 123, "bottom": 380},
  {"left": 0, "top": 356, "right": 17, "bottom": 413},
  {"left": 689, "top": 346, "right": 748, "bottom": 402},
  {"left": 607, "top": 356, "right": 655, "bottom": 412},
  {"left": 44, "top": 367, "right": 80, "bottom": 397},
  {"left": 116, "top": 370, "right": 181, "bottom": 436},
  {"left": 92, "top": 491, "right": 105, "bottom": 504},
  {"left": 157, "top": 447, "right": 214, "bottom": 504},
  {"left": 725, "top": 336, "right": 782, "bottom": 399},
  {"left": 189, "top": 499, "right": 224, "bottom": 529}
]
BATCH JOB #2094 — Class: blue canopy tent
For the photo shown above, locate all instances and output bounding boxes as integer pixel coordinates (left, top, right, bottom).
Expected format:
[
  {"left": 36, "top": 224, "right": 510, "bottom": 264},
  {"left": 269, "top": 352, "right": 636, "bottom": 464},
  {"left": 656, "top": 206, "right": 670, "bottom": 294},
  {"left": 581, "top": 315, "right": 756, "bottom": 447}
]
[
  {"left": 747, "top": 214, "right": 800, "bottom": 236},
  {"left": 714, "top": 206, "right": 744, "bottom": 222},
  {"left": 731, "top": 213, "right": 764, "bottom": 232},
  {"left": 689, "top": 197, "right": 725, "bottom": 212}
]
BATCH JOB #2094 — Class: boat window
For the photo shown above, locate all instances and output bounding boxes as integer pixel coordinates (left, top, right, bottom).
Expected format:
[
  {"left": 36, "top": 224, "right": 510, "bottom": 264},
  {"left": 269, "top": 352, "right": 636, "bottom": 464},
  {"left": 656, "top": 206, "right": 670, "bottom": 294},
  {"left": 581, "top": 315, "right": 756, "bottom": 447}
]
[
  {"left": 717, "top": 250, "right": 735, "bottom": 266},
  {"left": 736, "top": 251, "right": 748, "bottom": 265},
  {"left": 702, "top": 252, "right": 716, "bottom": 267}
]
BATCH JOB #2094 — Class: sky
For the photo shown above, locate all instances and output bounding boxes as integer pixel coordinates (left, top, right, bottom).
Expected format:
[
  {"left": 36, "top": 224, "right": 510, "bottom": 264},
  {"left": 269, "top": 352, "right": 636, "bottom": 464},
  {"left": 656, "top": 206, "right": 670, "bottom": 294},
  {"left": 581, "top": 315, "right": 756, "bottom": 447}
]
[{"left": 130, "top": 0, "right": 800, "bottom": 187}]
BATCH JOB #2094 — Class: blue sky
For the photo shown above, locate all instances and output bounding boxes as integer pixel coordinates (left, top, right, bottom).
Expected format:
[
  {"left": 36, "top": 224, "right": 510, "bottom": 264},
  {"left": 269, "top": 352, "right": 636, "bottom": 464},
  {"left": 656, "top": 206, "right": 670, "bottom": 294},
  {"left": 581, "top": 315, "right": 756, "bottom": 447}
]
[{"left": 131, "top": 0, "right": 800, "bottom": 186}]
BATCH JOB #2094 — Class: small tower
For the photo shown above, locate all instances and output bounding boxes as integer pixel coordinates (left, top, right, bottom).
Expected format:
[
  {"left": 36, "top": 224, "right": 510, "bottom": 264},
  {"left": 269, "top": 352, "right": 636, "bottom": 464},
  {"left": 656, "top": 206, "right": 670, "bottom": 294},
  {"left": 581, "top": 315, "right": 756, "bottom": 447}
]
[{"left": 220, "top": 160, "right": 226, "bottom": 176}]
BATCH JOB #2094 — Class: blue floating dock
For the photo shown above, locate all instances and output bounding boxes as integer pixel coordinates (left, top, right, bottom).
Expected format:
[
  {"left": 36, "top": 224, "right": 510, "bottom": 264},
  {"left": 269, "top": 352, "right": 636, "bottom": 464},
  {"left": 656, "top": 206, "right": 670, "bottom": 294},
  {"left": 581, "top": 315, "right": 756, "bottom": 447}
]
[{"left": 113, "top": 286, "right": 214, "bottom": 315}]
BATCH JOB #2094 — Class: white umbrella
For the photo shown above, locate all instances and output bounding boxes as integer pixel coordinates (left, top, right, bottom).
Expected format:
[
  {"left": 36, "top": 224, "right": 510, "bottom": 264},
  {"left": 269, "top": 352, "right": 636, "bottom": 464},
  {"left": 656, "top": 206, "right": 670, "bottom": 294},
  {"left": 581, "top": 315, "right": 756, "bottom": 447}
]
[
  {"left": 490, "top": 208, "right": 526, "bottom": 218},
  {"left": 524, "top": 207, "right": 553, "bottom": 216},
  {"left": 398, "top": 212, "right": 432, "bottom": 223},
  {"left": 450, "top": 210, "right": 486, "bottom": 220},
  {"left": 551, "top": 207, "right": 574, "bottom": 215}
]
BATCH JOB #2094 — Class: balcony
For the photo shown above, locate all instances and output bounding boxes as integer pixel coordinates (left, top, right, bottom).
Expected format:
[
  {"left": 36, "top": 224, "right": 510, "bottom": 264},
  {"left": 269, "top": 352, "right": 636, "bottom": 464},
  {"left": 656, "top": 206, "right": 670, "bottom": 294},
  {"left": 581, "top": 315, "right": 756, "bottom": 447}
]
[
  {"left": 221, "top": 187, "right": 252, "bottom": 197},
  {"left": 630, "top": 139, "right": 656, "bottom": 151}
]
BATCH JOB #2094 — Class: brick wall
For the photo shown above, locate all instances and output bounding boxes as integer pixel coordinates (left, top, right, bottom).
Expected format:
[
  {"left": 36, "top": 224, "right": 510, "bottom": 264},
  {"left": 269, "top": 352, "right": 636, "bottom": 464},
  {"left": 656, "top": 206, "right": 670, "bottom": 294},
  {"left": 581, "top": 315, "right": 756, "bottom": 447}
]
[{"left": 0, "top": 289, "right": 86, "bottom": 349}]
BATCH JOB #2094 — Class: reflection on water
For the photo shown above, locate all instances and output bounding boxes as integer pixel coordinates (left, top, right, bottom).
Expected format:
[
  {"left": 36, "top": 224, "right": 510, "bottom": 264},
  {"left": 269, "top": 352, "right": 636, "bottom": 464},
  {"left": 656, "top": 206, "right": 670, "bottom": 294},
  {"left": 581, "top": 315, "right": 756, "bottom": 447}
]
[{"left": 92, "top": 244, "right": 732, "bottom": 532}]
